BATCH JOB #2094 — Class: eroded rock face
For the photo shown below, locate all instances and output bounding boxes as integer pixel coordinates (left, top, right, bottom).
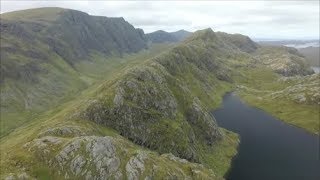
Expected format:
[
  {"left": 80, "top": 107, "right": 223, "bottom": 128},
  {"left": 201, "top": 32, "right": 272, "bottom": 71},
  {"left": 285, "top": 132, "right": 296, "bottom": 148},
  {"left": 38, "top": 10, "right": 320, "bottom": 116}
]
[
  {"left": 126, "top": 151, "right": 148, "bottom": 180},
  {"left": 81, "top": 63, "right": 223, "bottom": 161},
  {"left": 22, "top": 134, "right": 219, "bottom": 179},
  {"left": 78, "top": 32, "right": 236, "bottom": 162},
  {"left": 186, "top": 98, "right": 222, "bottom": 145},
  {"left": 25, "top": 136, "right": 121, "bottom": 179}
]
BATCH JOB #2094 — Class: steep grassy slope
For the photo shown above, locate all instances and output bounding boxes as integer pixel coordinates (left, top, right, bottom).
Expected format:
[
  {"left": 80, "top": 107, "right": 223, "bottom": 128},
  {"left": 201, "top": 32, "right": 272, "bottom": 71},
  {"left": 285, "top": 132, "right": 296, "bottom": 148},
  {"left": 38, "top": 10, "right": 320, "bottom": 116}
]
[
  {"left": 75, "top": 29, "right": 253, "bottom": 163},
  {"left": 0, "top": 7, "right": 151, "bottom": 137},
  {"left": 1, "top": 23, "right": 241, "bottom": 179},
  {"left": 1, "top": 7, "right": 318, "bottom": 180},
  {"left": 0, "top": 97, "right": 238, "bottom": 179},
  {"left": 0, "top": 43, "right": 173, "bottom": 138}
]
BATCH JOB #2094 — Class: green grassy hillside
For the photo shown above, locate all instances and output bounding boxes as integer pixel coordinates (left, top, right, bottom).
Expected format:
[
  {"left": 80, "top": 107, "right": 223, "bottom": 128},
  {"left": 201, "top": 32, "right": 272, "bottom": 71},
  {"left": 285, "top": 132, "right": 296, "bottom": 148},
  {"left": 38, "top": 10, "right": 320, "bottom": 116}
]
[
  {"left": 235, "top": 67, "right": 319, "bottom": 134},
  {"left": 1, "top": 7, "right": 319, "bottom": 180},
  {"left": 77, "top": 29, "right": 240, "bottom": 163},
  {"left": 0, "top": 31, "right": 240, "bottom": 179},
  {"left": 0, "top": 7, "right": 150, "bottom": 137},
  {"left": 0, "top": 43, "right": 173, "bottom": 137},
  {"left": 1, "top": 22, "right": 241, "bottom": 178}
]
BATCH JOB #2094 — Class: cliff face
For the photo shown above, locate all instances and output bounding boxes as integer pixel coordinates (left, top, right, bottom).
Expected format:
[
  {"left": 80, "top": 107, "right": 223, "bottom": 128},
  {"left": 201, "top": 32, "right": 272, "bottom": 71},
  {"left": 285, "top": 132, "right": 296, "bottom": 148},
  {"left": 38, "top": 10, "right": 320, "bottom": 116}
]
[
  {"left": 1, "top": 8, "right": 148, "bottom": 83},
  {"left": 0, "top": 8, "right": 149, "bottom": 129}
]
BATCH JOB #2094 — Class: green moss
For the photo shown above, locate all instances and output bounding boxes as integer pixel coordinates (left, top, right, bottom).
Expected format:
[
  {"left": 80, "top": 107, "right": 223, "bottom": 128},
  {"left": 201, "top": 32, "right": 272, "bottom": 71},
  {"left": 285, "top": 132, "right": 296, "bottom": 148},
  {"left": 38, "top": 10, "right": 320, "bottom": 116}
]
[{"left": 32, "top": 166, "right": 55, "bottom": 180}]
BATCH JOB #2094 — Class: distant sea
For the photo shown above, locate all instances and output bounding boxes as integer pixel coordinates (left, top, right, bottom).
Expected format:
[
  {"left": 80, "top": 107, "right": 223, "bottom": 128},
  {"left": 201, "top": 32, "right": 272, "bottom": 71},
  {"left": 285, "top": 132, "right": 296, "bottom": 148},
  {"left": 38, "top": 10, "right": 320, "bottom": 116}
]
[{"left": 285, "top": 42, "right": 320, "bottom": 48}]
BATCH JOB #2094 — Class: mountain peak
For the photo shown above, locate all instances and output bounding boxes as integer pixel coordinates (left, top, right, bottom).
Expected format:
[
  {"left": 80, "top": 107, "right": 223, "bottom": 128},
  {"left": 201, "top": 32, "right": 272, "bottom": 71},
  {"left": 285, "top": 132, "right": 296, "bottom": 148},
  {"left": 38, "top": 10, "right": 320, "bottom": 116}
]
[
  {"left": 185, "top": 28, "right": 217, "bottom": 43},
  {"left": 216, "top": 31, "right": 259, "bottom": 53}
]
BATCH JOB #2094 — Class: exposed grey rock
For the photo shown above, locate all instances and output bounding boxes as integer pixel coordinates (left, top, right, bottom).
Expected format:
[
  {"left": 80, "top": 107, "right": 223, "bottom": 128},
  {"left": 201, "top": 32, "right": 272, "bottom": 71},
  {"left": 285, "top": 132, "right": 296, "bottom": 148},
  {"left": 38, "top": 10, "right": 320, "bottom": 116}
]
[
  {"left": 126, "top": 151, "right": 148, "bottom": 180},
  {"left": 85, "top": 136, "right": 120, "bottom": 178},
  {"left": 113, "top": 87, "right": 124, "bottom": 107},
  {"left": 4, "top": 174, "right": 15, "bottom": 180},
  {"left": 161, "top": 153, "right": 188, "bottom": 164},
  {"left": 70, "top": 155, "right": 86, "bottom": 175},
  {"left": 186, "top": 98, "right": 222, "bottom": 145},
  {"left": 4, "top": 172, "right": 30, "bottom": 180}
]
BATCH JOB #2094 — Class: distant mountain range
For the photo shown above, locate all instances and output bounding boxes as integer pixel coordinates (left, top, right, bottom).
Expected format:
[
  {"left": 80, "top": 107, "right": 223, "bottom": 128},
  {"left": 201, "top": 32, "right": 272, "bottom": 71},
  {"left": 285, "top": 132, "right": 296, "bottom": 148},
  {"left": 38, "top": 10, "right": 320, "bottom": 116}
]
[
  {"left": 257, "top": 39, "right": 319, "bottom": 48},
  {"left": 146, "top": 29, "right": 192, "bottom": 43}
]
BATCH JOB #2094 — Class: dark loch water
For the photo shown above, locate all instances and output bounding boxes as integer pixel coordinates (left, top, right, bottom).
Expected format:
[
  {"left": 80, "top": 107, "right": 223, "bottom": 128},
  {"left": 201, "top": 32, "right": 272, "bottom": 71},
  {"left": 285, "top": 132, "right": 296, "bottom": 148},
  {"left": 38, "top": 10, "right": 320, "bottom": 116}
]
[{"left": 212, "top": 93, "right": 320, "bottom": 180}]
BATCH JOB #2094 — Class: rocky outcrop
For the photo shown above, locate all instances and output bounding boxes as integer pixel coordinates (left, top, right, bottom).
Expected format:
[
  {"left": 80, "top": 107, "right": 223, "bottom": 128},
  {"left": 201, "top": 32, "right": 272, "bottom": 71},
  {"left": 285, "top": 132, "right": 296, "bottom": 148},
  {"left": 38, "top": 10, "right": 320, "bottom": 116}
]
[
  {"left": 20, "top": 132, "right": 220, "bottom": 179},
  {"left": 126, "top": 151, "right": 148, "bottom": 180},
  {"left": 80, "top": 29, "right": 235, "bottom": 162},
  {"left": 273, "top": 74, "right": 320, "bottom": 104},
  {"left": 254, "top": 46, "right": 314, "bottom": 76}
]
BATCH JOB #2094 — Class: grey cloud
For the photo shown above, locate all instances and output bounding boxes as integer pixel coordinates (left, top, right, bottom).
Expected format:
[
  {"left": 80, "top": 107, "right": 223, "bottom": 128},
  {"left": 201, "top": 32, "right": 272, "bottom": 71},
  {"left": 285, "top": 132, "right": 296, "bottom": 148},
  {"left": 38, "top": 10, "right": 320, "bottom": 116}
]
[
  {"left": 0, "top": 0, "right": 319, "bottom": 39},
  {"left": 128, "top": 16, "right": 192, "bottom": 26}
]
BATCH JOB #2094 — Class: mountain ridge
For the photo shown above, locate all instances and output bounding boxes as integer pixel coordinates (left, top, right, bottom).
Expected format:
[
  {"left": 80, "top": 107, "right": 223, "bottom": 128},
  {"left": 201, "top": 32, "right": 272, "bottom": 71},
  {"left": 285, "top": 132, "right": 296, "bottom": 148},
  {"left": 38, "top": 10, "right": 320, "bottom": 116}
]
[
  {"left": 146, "top": 29, "right": 191, "bottom": 43},
  {"left": 1, "top": 7, "right": 318, "bottom": 180}
]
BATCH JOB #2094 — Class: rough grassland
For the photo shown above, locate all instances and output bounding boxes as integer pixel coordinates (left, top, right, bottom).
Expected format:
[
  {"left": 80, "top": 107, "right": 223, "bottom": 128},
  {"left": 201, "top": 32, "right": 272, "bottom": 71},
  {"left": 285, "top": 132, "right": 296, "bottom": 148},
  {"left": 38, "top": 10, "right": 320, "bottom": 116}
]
[
  {"left": 235, "top": 67, "right": 319, "bottom": 134},
  {"left": 0, "top": 41, "right": 239, "bottom": 179},
  {"left": 0, "top": 43, "right": 174, "bottom": 138}
]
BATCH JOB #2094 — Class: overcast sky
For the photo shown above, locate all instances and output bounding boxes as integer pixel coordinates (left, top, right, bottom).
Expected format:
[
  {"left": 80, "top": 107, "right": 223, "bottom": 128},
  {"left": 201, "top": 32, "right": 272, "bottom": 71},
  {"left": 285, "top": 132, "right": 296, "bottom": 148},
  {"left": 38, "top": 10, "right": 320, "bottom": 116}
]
[{"left": 1, "top": 0, "right": 319, "bottom": 40}]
